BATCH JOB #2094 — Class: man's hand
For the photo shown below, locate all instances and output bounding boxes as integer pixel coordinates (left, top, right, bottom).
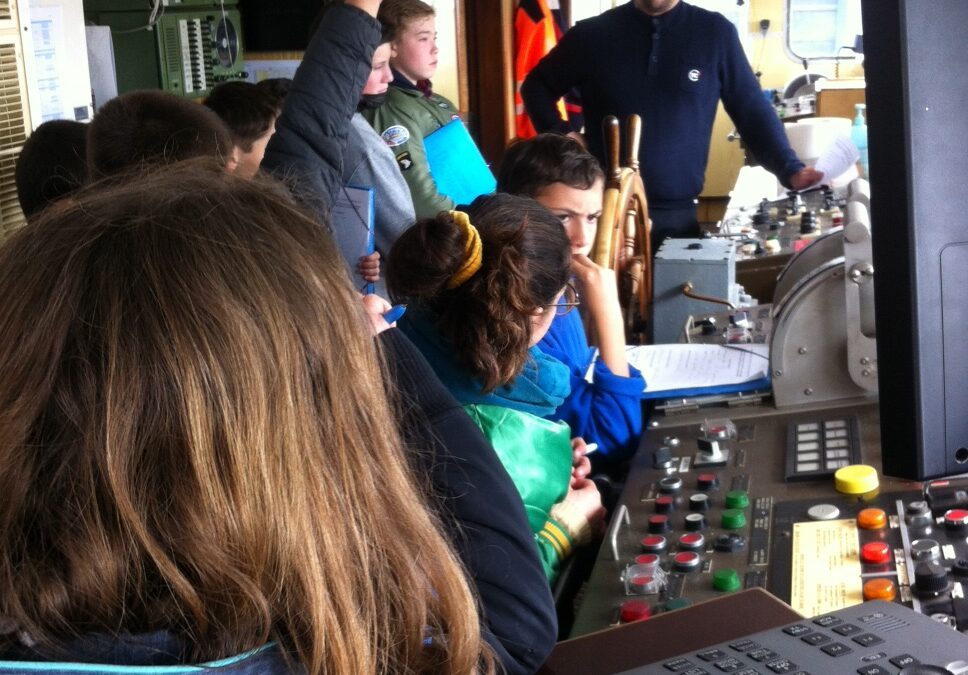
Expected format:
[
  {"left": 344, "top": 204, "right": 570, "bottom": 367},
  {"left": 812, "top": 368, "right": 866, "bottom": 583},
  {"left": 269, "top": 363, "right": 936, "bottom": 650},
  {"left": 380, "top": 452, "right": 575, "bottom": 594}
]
[
  {"left": 358, "top": 251, "right": 381, "bottom": 283},
  {"left": 789, "top": 166, "right": 824, "bottom": 190}
]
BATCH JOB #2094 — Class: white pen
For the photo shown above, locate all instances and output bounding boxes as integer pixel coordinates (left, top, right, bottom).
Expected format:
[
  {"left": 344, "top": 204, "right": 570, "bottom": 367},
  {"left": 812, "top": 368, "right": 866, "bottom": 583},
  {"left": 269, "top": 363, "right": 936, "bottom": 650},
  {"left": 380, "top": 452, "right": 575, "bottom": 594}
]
[{"left": 583, "top": 443, "right": 599, "bottom": 456}]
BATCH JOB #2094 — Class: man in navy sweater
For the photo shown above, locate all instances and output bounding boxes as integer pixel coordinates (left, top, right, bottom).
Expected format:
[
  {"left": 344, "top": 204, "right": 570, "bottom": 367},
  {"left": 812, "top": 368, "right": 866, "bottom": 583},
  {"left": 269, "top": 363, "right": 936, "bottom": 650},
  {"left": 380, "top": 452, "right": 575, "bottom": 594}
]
[{"left": 522, "top": 0, "right": 822, "bottom": 249}]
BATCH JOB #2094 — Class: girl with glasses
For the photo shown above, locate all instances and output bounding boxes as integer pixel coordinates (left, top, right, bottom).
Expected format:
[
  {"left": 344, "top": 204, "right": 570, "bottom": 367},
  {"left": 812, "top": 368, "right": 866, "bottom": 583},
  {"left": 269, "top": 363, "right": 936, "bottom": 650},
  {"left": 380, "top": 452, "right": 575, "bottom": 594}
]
[{"left": 387, "top": 194, "right": 606, "bottom": 583}]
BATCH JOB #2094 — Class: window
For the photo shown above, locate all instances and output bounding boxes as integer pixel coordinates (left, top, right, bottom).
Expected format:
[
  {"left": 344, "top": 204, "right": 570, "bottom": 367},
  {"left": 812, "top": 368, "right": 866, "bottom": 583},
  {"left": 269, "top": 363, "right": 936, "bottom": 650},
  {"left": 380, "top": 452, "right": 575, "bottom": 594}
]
[{"left": 787, "top": 0, "right": 863, "bottom": 60}]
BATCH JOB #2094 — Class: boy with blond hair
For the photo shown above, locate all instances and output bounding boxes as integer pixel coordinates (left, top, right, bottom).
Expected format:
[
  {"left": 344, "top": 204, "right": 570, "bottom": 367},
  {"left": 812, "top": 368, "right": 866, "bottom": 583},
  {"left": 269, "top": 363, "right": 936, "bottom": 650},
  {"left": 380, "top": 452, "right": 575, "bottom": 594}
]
[{"left": 363, "top": 0, "right": 459, "bottom": 218}]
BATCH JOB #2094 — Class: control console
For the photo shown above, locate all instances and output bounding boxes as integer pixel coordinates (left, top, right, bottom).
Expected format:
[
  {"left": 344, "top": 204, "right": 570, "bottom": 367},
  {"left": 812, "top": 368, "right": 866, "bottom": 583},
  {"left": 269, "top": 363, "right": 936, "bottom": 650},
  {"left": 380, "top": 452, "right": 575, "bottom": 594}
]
[{"left": 571, "top": 401, "right": 968, "bottom": 640}]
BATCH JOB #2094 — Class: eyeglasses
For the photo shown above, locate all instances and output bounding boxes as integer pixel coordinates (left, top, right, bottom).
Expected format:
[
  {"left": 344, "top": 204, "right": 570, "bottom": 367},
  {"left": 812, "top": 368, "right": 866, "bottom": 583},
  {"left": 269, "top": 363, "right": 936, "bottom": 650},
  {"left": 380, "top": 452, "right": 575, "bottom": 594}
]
[{"left": 550, "top": 282, "right": 581, "bottom": 317}]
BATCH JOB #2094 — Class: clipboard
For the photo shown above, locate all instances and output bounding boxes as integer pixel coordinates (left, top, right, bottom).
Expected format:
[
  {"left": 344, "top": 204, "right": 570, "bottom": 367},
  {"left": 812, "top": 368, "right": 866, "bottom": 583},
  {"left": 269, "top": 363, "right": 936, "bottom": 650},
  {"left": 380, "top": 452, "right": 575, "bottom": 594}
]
[
  {"left": 424, "top": 118, "right": 496, "bottom": 204},
  {"left": 330, "top": 185, "right": 375, "bottom": 294}
]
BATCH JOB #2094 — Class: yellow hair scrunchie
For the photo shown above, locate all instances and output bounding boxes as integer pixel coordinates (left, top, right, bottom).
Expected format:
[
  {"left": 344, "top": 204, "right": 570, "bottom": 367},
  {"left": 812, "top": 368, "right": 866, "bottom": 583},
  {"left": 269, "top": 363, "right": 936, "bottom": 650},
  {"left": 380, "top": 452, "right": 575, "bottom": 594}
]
[{"left": 445, "top": 210, "right": 483, "bottom": 289}]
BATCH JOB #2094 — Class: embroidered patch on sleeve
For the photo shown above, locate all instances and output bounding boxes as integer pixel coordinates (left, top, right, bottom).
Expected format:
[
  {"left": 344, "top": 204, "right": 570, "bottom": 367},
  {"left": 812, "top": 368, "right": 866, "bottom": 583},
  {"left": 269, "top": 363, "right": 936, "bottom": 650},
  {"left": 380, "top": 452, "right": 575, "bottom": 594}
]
[
  {"left": 396, "top": 151, "right": 413, "bottom": 171},
  {"left": 381, "top": 125, "right": 410, "bottom": 147}
]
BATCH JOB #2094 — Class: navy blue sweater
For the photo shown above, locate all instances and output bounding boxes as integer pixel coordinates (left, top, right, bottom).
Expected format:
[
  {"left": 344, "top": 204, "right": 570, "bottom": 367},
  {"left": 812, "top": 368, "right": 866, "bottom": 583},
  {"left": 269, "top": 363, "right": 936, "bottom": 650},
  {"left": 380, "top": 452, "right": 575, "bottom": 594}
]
[{"left": 522, "top": 1, "right": 803, "bottom": 209}]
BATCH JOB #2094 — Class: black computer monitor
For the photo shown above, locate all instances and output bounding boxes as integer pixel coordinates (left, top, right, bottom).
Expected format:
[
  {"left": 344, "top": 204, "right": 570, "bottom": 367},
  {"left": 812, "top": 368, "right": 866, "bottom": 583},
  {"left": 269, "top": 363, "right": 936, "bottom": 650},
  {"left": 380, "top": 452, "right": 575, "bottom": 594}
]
[{"left": 863, "top": 0, "right": 968, "bottom": 480}]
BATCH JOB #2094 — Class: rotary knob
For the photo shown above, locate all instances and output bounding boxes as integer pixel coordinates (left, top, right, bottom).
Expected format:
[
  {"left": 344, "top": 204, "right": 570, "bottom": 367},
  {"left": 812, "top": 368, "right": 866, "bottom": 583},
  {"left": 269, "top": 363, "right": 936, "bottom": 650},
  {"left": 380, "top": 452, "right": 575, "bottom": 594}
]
[
  {"left": 689, "top": 493, "right": 711, "bottom": 512},
  {"left": 684, "top": 513, "right": 707, "bottom": 532},
  {"left": 658, "top": 476, "right": 683, "bottom": 494},
  {"left": 911, "top": 539, "right": 942, "bottom": 563},
  {"left": 905, "top": 500, "right": 933, "bottom": 530},
  {"left": 913, "top": 561, "right": 950, "bottom": 597},
  {"left": 713, "top": 533, "right": 747, "bottom": 553}
]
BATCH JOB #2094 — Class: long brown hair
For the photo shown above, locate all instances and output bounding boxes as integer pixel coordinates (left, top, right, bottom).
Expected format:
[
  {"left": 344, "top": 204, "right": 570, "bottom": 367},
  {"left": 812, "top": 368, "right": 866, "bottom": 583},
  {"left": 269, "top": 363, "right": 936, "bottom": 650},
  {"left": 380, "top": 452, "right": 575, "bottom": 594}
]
[
  {"left": 0, "top": 159, "right": 489, "bottom": 674},
  {"left": 386, "top": 193, "right": 571, "bottom": 392}
]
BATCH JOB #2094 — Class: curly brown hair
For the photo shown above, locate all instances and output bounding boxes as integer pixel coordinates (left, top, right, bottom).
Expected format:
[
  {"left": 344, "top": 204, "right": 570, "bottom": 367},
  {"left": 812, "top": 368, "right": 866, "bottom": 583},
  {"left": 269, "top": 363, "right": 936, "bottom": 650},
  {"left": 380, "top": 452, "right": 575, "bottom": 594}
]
[{"left": 386, "top": 193, "right": 571, "bottom": 392}]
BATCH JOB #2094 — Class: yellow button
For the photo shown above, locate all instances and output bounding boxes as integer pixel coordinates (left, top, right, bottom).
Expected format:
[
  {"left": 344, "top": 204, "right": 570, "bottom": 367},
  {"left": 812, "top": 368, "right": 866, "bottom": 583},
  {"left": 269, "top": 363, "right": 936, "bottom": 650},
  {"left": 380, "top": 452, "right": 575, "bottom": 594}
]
[
  {"left": 863, "top": 578, "right": 897, "bottom": 601},
  {"left": 834, "top": 464, "right": 880, "bottom": 495},
  {"left": 857, "top": 507, "right": 888, "bottom": 530}
]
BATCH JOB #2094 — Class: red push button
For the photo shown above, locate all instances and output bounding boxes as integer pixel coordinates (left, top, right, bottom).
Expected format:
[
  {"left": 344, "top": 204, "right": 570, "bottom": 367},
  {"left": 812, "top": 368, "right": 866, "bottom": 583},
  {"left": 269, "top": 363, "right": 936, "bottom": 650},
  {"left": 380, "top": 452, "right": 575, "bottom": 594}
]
[
  {"left": 655, "top": 495, "right": 675, "bottom": 513},
  {"left": 678, "top": 533, "right": 706, "bottom": 551},
  {"left": 635, "top": 553, "right": 660, "bottom": 566},
  {"left": 648, "top": 515, "right": 671, "bottom": 533},
  {"left": 944, "top": 509, "right": 968, "bottom": 532},
  {"left": 861, "top": 541, "right": 892, "bottom": 565},
  {"left": 672, "top": 551, "right": 702, "bottom": 573},
  {"left": 641, "top": 535, "right": 668, "bottom": 553},
  {"left": 620, "top": 600, "right": 652, "bottom": 623}
]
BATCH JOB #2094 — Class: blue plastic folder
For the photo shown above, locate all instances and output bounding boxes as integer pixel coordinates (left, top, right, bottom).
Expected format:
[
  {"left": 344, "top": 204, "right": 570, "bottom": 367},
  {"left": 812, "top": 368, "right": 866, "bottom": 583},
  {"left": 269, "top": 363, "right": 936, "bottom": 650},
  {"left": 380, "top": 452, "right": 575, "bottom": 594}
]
[
  {"left": 424, "top": 119, "right": 497, "bottom": 204},
  {"left": 330, "top": 185, "right": 375, "bottom": 294}
]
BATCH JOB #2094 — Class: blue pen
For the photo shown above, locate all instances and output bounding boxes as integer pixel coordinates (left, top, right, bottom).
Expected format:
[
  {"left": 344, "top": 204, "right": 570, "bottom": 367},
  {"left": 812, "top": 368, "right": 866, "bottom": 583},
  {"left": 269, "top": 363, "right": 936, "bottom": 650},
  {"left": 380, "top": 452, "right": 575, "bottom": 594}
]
[{"left": 383, "top": 304, "right": 407, "bottom": 324}]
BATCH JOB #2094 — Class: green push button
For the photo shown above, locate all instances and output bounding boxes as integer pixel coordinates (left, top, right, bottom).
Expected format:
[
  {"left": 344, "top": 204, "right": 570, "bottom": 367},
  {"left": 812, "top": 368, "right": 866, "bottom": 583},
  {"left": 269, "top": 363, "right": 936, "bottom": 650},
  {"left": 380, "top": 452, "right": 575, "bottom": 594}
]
[
  {"left": 713, "top": 567, "right": 741, "bottom": 592},
  {"left": 665, "top": 597, "right": 693, "bottom": 611},
  {"left": 724, "top": 490, "right": 750, "bottom": 509},
  {"left": 721, "top": 509, "right": 747, "bottom": 530}
]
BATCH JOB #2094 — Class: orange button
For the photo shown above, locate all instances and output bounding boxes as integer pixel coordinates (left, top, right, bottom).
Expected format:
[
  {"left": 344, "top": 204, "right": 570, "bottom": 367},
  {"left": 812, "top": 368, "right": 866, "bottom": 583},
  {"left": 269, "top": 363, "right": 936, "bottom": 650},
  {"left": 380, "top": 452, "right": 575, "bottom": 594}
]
[
  {"left": 857, "top": 508, "right": 888, "bottom": 530},
  {"left": 861, "top": 541, "right": 892, "bottom": 565},
  {"left": 863, "top": 578, "right": 897, "bottom": 601}
]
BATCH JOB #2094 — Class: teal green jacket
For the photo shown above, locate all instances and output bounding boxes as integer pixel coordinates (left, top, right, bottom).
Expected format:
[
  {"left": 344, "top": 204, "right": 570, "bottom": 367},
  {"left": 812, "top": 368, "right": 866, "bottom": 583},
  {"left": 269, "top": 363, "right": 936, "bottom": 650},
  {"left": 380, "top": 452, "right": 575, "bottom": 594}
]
[
  {"left": 363, "top": 71, "right": 459, "bottom": 218},
  {"left": 464, "top": 404, "right": 575, "bottom": 581},
  {"left": 398, "top": 308, "right": 576, "bottom": 581}
]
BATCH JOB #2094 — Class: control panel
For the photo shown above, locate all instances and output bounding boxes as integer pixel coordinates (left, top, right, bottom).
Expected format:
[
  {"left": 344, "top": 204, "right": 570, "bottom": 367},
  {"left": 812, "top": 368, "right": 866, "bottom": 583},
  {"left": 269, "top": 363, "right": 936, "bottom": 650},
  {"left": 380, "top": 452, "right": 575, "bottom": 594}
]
[
  {"left": 570, "top": 401, "right": 968, "bottom": 640},
  {"left": 616, "top": 600, "right": 968, "bottom": 675}
]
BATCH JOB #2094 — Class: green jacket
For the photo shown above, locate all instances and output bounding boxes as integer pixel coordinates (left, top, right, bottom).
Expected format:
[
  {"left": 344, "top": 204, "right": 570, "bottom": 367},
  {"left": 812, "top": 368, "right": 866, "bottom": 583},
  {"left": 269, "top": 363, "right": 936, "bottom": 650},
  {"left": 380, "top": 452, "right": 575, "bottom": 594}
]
[
  {"left": 464, "top": 403, "right": 575, "bottom": 582},
  {"left": 363, "top": 75, "right": 458, "bottom": 218}
]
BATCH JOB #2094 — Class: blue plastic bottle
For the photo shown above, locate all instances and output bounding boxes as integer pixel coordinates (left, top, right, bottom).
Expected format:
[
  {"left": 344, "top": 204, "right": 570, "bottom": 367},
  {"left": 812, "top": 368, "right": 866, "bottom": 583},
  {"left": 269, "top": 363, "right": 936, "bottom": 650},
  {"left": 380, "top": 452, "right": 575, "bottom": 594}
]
[{"left": 851, "top": 103, "right": 869, "bottom": 178}]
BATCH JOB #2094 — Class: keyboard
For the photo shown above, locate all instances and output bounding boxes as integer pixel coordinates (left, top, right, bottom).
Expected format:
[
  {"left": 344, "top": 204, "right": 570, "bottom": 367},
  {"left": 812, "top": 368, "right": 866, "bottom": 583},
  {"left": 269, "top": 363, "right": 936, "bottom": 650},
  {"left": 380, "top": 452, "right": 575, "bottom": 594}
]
[{"left": 615, "top": 600, "right": 968, "bottom": 674}]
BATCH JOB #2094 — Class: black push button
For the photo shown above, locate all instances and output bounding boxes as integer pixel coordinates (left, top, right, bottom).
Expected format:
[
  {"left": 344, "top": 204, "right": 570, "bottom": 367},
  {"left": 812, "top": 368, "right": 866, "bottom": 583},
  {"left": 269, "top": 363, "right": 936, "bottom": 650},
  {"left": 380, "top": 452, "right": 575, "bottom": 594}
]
[
  {"left": 832, "top": 623, "right": 863, "bottom": 636},
  {"left": 765, "top": 659, "right": 799, "bottom": 673},
  {"left": 664, "top": 657, "right": 695, "bottom": 671},
  {"left": 714, "top": 657, "right": 746, "bottom": 672},
  {"left": 801, "top": 633, "right": 831, "bottom": 646},
  {"left": 813, "top": 615, "right": 843, "bottom": 628},
  {"left": 889, "top": 654, "right": 919, "bottom": 668},
  {"left": 747, "top": 648, "right": 779, "bottom": 662},
  {"left": 681, "top": 668, "right": 710, "bottom": 675},
  {"left": 730, "top": 639, "right": 760, "bottom": 652},
  {"left": 782, "top": 624, "right": 812, "bottom": 636},
  {"left": 852, "top": 633, "right": 884, "bottom": 647},
  {"left": 820, "top": 642, "right": 853, "bottom": 657},
  {"left": 697, "top": 649, "right": 728, "bottom": 662},
  {"left": 856, "top": 666, "right": 891, "bottom": 675}
]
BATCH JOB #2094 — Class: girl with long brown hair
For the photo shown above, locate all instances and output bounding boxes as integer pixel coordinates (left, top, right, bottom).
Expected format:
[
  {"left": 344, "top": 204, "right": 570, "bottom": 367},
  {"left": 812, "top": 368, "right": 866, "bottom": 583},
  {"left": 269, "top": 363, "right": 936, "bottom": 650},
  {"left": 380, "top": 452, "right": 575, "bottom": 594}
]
[
  {"left": 0, "top": 159, "right": 490, "bottom": 674},
  {"left": 386, "top": 194, "right": 607, "bottom": 583}
]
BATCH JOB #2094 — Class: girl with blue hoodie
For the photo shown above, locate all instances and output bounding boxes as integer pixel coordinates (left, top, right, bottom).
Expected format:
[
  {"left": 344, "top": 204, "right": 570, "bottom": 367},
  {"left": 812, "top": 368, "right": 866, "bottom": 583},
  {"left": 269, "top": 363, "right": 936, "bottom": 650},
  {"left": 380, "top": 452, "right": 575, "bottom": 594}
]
[{"left": 387, "top": 193, "right": 606, "bottom": 582}]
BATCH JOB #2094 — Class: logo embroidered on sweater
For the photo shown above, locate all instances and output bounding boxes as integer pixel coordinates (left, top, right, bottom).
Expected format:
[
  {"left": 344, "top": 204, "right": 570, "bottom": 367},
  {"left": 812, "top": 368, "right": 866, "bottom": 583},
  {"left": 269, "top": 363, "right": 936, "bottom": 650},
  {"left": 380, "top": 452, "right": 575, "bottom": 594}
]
[
  {"left": 688, "top": 69, "right": 701, "bottom": 82},
  {"left": 396, "top": 151, "right": 413, "bottom": 171},
  {"left": 381, "top": 125, "right": 410, "bottom": 147}
]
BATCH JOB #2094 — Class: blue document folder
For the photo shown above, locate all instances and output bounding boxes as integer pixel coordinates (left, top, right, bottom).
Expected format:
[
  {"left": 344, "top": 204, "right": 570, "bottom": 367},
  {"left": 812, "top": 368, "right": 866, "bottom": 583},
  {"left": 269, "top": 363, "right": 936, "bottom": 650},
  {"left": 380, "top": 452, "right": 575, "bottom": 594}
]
[
  {"left": 330, "top": 185, "right": 375, "bottom": 295},
  {"left": 424, "top": 118, "right": 496, "bottom": 205}
]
